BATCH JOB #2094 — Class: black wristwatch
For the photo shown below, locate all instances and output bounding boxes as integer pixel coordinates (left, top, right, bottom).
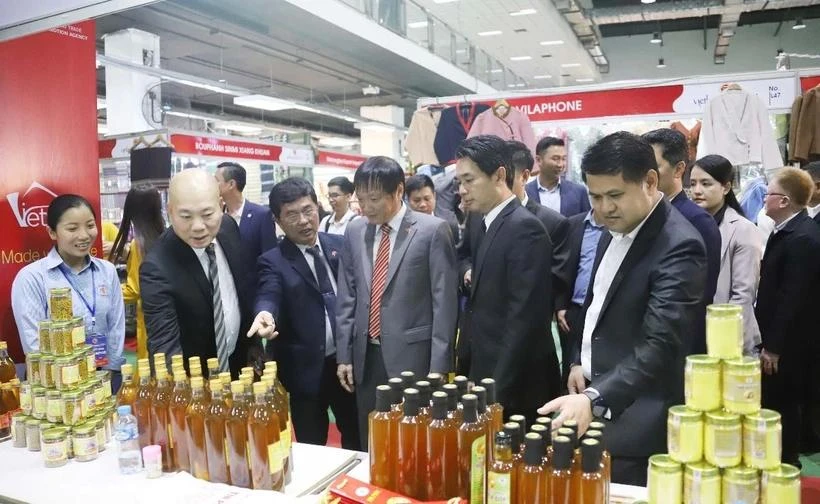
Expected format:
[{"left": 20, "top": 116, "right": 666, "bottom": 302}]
[{"left": 582, "top": 389, "right": 609, "bottom": 418}]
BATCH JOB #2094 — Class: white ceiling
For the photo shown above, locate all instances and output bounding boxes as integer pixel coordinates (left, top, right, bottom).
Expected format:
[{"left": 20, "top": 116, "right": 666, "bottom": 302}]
[{"left": 414, "top": 0, "right": 600, "bottom": 88}]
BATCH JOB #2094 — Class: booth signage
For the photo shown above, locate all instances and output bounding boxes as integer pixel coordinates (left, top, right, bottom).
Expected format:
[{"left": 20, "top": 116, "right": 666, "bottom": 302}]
[
  {"left": 317, "top": 151, "right": 367, "bottom": 169},
  {"left": 170, "top": 134, "right": 285, "bottom": 162}
]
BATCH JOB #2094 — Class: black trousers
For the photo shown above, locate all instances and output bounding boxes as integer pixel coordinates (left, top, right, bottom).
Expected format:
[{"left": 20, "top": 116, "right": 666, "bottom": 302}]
[
  {"left": 612, "top": 456, "right": 649, "bottom": 486},
  {"left": 290, "top": 356, "right": 361, "bottom": 451},
  {"left": 356, "top": 342, "right": 389, "bottom": 452},
  {"left": 762, "top": 366, "right": 802, "bottom": 466},
  {"left": 558, "top": 303, "right": 584, "bottom": 391}
]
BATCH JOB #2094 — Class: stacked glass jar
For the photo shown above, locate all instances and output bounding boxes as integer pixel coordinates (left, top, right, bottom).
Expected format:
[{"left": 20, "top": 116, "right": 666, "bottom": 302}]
[
  {"left": 11, "top": 287, "right": 117, "bottom": 468},
  {"left": 648, "top": 304, "right": 800, "bottom": 504}
]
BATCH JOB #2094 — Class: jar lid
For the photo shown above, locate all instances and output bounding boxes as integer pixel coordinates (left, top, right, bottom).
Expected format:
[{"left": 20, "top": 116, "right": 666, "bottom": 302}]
[
  {"left": 12, "top": 412, "right": 28, "bottom": 421},
  {"left": 743, "top": 409, "right": 781, "bottom": 426},
  {"left": 668, "top": 405, "right": 703, "bottom": 421},
  {"left": 39, "top": 422, "right": 55, "bottom": 430},
  {"left": 685, "top": 462, "right": 720, "bottom": 478},
  {"left": 764, "top": 464, "right": 801, "bottom": 483},
  {"left": 70, "top": 316, "right": 83, "bottom": 323},
  {"left": 725, "top": 466, "right": 759, "bottom": 480},
  {"left": 50, "top": 287, "right": 71, "bottom": 294},
  {"left": 31, "top": 385, "right": 46, "bottom": 393},
  {"left": 41, "top": 355, "right": 55, "bottom": 362},
  {"left": 26, "top": 418, "right": 42, "bottom": 426},
  {"left": 42, "top": 428, "right": 66, "bottom": 441},
  {"left": 686, "top": 354, "right": 720, "bottom": 369},
  {"left": 707, "top": 304, "right": 742, "bottom": 316},
  {"left": 73, "top": 423, "right": 96, "bottom": 435},
  {"left": 649, "top": 454, "right": 682, "bottom": 473},
  {"left": 76, "top": 344, "right": 91, "bottom": 352},
  {"left": 27, "top": 352, "right": 42, "bottom": 359},
  {"left": 54, "top": 356, "right": 73, "bottom": 364},
  {"left": 706, "top": 410, "right": 741, "bottom": 425},
  {"left": 46, "top": 390, "right": 61, "bottom": 398},
  {"left": 723, "top": 357, "right": 760, "bottom": 370},
  {"left": 62, "top": 389, "right": 82, "bottom": 399}
]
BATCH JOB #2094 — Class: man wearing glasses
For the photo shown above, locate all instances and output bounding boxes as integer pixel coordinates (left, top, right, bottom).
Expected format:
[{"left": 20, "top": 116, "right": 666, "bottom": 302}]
[{"left": 319, "top": 176, "right": 359, "bottom": 235}]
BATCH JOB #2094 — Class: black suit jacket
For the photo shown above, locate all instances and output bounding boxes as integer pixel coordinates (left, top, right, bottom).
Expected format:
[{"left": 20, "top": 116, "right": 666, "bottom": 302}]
[
  {"left": 458, "top": 199, "right": 560, "bottom": 413},
  {"left": 814, "top": 211, "right": 820, "bottom": 226},
  {"left": 524, "top": 198, "right": 569, "bottom": 307},
  {"left": 574, "top": 198, "right": 706, "bottom": 458},
  {"left": 555, "top": 212, "right": 590, "bottom": 311},
  {"left": 755, "top": 211, "right": 820, "bottom": 379},
  {"left": 254, "top": 233, "right": 343, "bottom": 398},
  {"left": 140, "top": 215, "right": 262, "bottom": 377}
]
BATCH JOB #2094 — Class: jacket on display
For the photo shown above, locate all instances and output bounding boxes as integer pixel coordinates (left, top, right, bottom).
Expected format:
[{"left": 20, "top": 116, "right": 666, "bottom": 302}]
[
  {"left": 696, "top": 89, "right": 783, "bottom": 170},
  {"left": 434, "top": 103, "right": 490, "bottom": 166},
  {"left": 467, "top": 106, "right": 536, "bottom": 157},
  {"left": 670, "top": 121, "right": 701, "bottom": 162},
  {"left": 789, "top": 87, "right": 820, "bottom": 163},
  {"left": 406, "top": 108, "right": 441, "bottom": 167}
]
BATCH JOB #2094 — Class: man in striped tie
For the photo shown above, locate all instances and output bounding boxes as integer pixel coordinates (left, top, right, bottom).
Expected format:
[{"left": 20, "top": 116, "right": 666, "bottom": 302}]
[{"left": 336, "top": 156, "right": 459, "bottom": 450}]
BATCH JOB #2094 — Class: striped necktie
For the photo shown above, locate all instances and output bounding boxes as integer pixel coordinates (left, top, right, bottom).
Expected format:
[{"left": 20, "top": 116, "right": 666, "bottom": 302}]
[
  {"left": 368, "top": 224, "right": 391, "bottom": 341},
  {"left": 205, "top": 243, "right": 230, "bottom": 373}
]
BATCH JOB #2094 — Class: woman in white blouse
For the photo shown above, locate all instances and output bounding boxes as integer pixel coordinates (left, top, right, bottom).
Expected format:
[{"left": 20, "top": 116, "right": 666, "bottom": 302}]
[{"left": 690, "top": 155, "right": 765, "bottom": 355}]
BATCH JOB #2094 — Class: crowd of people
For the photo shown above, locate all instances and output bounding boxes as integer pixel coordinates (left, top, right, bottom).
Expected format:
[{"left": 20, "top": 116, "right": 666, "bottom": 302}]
[{"left": 9, "top": 130, "right": 820, "bottom": 487}]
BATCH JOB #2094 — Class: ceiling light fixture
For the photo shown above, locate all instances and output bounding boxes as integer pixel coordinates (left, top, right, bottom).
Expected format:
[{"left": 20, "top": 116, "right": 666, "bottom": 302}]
[
  {"left": 510, "top": 55, "right": 533, "bottom": 61},
  {"left": 233, "top": 94, "right": 320, "bottom": 113},
  {"left": 478, "top": 30, "right": 503, "bottom": 36},
  {"left": 641, "top": 0, "right": 656, "bottom": 4},
  {"left": 657, "top": 58, "right": 667, "bottom": 69},
  {"left": 212, "top": 121, "right": 263, "bottom": 135},
  {"left": 793, "top": 18, "right": 806, "bottom": 30},
  {"left": 490, "top": 68, "right": 504, "bottom": 73},
  {"left": 651, "top": 32, "right": 663, "bottom": 44},
  {"left": 433, "top": 0, "right": 459, "bottom": 3},
  {"left": 540, "top": 40, "right": 565, "bottom": 46},
  {"left": 533, "top": 75, "right": 552, "bottom": 79},
  {"left": 560, "top": 62, "right": 582, "bottom": 68},
  {"left": 510, "top": 8, "right": 537, "bottom": 16},
  {"left": 576, "top": 78, "right": 595, "bottom": 83},
  {"left": 408, "top": 21, "right": 429, "bottom": 29}
]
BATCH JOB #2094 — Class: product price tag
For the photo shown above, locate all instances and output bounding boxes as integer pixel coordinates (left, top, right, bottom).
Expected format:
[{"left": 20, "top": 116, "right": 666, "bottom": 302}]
[{"left": 85, "top": 333, "right": 108, "bottom": 367}]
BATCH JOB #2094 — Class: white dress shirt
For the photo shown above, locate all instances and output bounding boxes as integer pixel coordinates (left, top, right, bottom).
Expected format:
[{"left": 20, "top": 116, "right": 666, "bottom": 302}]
[
  {"left": 483, "top": 195, "right": 517, "bottom": 230},
  {"left": 296, "top": 240, "right": 338, "bottom": 357},
  {"left": 193, "top": 239, "right": 241, "bottom": 357},
  {"left": 537, "top": 178, "right": 561, "bottom": 214},
  {"left": 521, "top": 195, "right": 529, "bottom": 207},
  {"left": 229, "top": 198, "right": 246, "bottom": 226},
  {"left": 372, "top": 204, "right": 408, "bottom": 265},
  {"left": 809, "top": 204, "right": 820, "bottom": 219},
  {"left": 319, "top": 208, "right": 358, "bottom": 236},
  {"left": 581, "top": 194, "right": 663, "bottom": 380}
]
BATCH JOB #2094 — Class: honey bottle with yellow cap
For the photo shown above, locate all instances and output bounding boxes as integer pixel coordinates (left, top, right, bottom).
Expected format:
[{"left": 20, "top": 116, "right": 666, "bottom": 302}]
[
  {"left": 205, "top": 378, "right": 230, "bottom": 484},
  {"left": 186, "top": 376, "right": 210, "bottom": 480},
  {"left": 226, "top": 380, "right": 251, "bottom": 488},
  {"left": 247, "top": 381, "right": 284, "bottom": 491}
]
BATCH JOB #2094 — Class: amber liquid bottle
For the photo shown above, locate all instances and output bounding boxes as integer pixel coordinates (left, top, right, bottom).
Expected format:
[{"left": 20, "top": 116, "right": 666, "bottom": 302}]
[
  {"left": 387, "top": 378, "right": 404, "bottom": 413},
  {"left": 502, "top": 422, "right": 522, "bottom": 501},
  {"left": 264, "top": 362, "right": 292, "bottom": 482},
  {"left": 186, "top": 377, "right": 210, "bottom": 480},
  {"left": 584, "top": 429, "right": 610, "bottom": 502},
  {"left": 218, "top": 372, "right": 233, "bottom": 409},
  {"left": 518, "top": 433, "right": 548, "bottom": 504},
  {"left": 579, "top": 439, "right": 605, "bottom": 504},
  {"left": 369, "top": 385, "right": 395, "bottom": 491},
  {"left": 206, "top": 357, "right": 219, "bottom": 380},
  {"left": 247, "top": 381, "right": 284, "bottom": 491},
  {"left": 189, "top": 356, "right": 203, "bottom": 378},
  {"left": 134, "top": 366, "right": 155, "bottom": 449},
  {"left": 415, "top": 381, "right": 432, "bottom": 419},
  {"left": 480, "top": 379, "right": 504, "bottom": 441},
  {"left": 152, "top": 353, "right": 166, "bottom": 386},
  {"left": 0, "top": 341, "right": 16, "bottom": 382},
  {"left": 151, "top": 373, "right": 174, "bottom": 471},
  {"left": 453, "top": 375, "right": 469, "bottom": 401},
  {"left": 261, "top": 374, "right": 292, "bottom": 484},
  {"left": 226, "top": 381, "right": 252, "bottom": 488},
  {"left": 170, "top": 370, "right": 192, "bottom": 472},
  {"left": 428, "top": 391, "right": 459, "bottom": 500},
  {"left": 458, "top": 394, "right": 487, "bottom": 503},
  {"left": 135, "top": 358, "right": 150, "bottom": 381},
  {"left": 534, "top": 417, "right": 553, "bottom": 466},
  {"left": 116, "top": 363, "right": 138, "bottom": 410},
  {"left": 529, "top": 423, "right": 551, "bottom": 495},
  {"left": 205, "top": 378, "right": 231, "bottom": 484},
  {"left": 400, "top": 371, "right": 416, "bottom": 390},
  {"left": 426, "top": 372, "right": 444, "bottom": 392},
  {"left": 397, "top": 388, "right": 424, "bottom": 499},
  {"left": 442, "top": 384, "right": 463, "bottom": 425},
  {"left": 487, "top": 431, "right": 514, "bottom": 504},
  {"left": 549, "top": 436, "right": 573, "bottom": 504}
]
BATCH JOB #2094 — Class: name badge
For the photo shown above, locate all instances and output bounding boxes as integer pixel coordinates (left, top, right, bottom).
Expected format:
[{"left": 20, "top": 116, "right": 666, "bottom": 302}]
[{"left": 85, "top": 333, "right": 108, "bottom": 367}]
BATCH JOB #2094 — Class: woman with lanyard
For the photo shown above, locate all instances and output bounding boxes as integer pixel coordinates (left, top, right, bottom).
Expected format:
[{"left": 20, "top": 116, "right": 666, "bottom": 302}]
[{"left": 11, "top": 194, "right": 125, "bottom": 392}]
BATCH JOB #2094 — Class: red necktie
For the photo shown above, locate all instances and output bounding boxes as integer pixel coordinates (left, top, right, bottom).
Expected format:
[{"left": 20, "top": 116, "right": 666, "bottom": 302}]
[{"left": 368, "top": 224, "right": 391, "bottom": 340}]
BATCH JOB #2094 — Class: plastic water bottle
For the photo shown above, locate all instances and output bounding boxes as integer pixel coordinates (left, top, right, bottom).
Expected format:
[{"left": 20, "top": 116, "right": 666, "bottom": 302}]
[{"left": 115, "top": 405, "right": 143, "bottom": 474}]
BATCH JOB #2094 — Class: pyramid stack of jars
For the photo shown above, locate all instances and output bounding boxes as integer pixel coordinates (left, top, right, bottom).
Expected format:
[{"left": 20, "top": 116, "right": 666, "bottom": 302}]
[
  {"left": 647, "top": 304, "right": 801, "bottom": 504},
  {"left": 10, "top": 287, "right": 116, "bottom": 468}
]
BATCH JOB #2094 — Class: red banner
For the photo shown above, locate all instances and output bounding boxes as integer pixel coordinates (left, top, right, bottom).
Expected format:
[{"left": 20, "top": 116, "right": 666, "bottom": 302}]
[
  {"left": 801, "top": 75, "right": 820, "bottom": 93},
  {"left": 170, "top": 134, "right": 284, "bottom": 162},
  {"left": 0, "top": 21, "right": 100, "bottom": 362},
  {"left": 316, "top": 150, "right": 367, "bottom": 169}
]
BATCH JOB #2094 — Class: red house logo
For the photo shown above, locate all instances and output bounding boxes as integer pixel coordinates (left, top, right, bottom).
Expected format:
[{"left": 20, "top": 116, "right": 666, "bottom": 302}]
[{"left": 5, "top": 181, "right": 59, "bottom": 229}]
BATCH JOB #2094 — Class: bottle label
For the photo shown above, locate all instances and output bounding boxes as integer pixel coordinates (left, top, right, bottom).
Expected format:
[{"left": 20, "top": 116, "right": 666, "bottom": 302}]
[
  {"left": 283, "top": 423, "right": 292, "bottom": 452},
  {"left": 34, "top": 396, "right": 46, "bottom": 416},
  {"left": 71, "top": 326, "right": 86, "bottom": 347},
  {"left": 268, "top": 441, "right": 284, "bottom": 473},
  {"left": 44, "top": 439, "right": 68, "bottom": 462},
  {"left": 47, "top": 399, "right": 63, "bottom": 419},
  {"left": 74, "top": 435, "right": 97, "bottom": 456},
  {"left": 470, "top": 435, "right": 486, "bottom": 503},
  {"left": 487, "top": 472, "right": 511, "bottom": 504},
  {"left": 61, "top": 364, "right": 80, "bottom": 386}
]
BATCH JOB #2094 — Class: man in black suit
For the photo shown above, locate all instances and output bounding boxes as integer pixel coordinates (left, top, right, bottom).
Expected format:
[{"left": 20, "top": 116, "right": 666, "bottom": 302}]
[
  {"left": 643, "top": 129, "right": 721, "bottom": 354},
  {"left": 539, "top": 132, "right": 707, "bottom": 485},
  {"left": 804, "top": 161, "right": 820, "bottom": 225},
  {"left": 248, "top": 178, "right": 359, "bottom": 450},
  {"left": 141, "top": 169, "right": 263, "bottom": 377},
  {"left": 756, "top": 167, "right": 820, "bottom": 465},
  {"left": 456, "top": 135, "right": 561, "bottom": 424}
]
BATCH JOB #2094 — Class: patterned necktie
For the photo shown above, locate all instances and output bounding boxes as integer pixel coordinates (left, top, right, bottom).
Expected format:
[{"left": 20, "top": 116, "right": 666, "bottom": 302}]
[
  {"left": 368, "top": 224, "right": 392, "bottom": 341},
  {"left": 205, "top": 243, "right": 230, "bottom": 373},
  {"left": 306, "top": 245, "right": 336, "bottom": 339}
]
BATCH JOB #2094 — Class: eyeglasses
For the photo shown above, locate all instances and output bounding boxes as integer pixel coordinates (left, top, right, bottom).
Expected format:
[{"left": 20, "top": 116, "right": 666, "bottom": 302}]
[
  {"left": 281, "top": 206, "right": 317, "bottom": 224},
  {"left": 763, "top": 192, "right": 788, "bottom": 199}
]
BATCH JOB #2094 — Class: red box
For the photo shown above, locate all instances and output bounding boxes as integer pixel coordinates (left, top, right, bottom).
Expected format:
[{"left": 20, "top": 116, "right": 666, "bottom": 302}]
[{"left": 325, "top": 475, "right": 466, "bottom": 504}]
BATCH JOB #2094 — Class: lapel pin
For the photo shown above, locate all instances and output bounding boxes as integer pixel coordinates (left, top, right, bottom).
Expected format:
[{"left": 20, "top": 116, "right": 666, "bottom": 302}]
[
  {"left": 247, "top": 213, "right": 252, "bottom": 218},
  {"left": 331, "top": 250, "right": 337, "bottom": 258}
]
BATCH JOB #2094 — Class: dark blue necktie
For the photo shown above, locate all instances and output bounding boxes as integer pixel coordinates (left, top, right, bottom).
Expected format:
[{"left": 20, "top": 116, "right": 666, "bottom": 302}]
[{"left": 306, "top": 245, "right": 336, "bottom": 339}]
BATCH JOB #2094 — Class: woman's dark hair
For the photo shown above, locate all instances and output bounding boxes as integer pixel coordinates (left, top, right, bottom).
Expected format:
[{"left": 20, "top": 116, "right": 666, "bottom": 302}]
[
  {"left": 692, "top": 154, "right": 745, "bottom": 218},
  {"left": 109, "top": 184, "right": 165, "bottom": 262},
  {"left": 47, "top": 194, "right": 96, "bottom": 230}
]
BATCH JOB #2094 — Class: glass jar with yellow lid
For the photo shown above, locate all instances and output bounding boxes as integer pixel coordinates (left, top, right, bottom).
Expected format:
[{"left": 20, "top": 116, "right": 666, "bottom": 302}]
[
  {"left": 704, "top": 410, "right": 742, "bottom": 468},
  {"left": 683, "top": 462, "right": 721, "bottom": 504},
  {"left": 54, "top": 355, "right": 80, "bottom": 391},
  {"left": 684, "top": 355, "right": 722, "bottom": 411},
  {"left": 45, "top": 390, "right": 63, "bottom": 423},
  {"left": 38, "top": 321, "right": 52, "bottom": 355},
  {"left": 723, "top": 357, "right": 761, "bottom": 415},
  {"left": 90, "top": 415, "right": 106, "bottom": 451},
  {"left": 19, "top": 381, "right": 32, "bottom": 415},
  {"left": 723, "top": 466, "right": 759, "bottom": 503},
  {"left": 42, "top": 428, "right": 69, "bottom": 468},
  {"left": 31, "top": 385, "right": 47, "bottom": 420},
  {"left": 49, "top": 320, "right": 73, "bottom": 356},
  {"left": 762, "top": 464, "right": 801, "bottom": 503},
  {"left": 667, "top": 406, "right": 703, "bottom": 463},
  {"left": 26, "top": 352, "right": 41, "bottom": 385},
  {"left": 72, "top": 422, "right": 99, "bottom": 462},
  {"left": 61, "top": 389, "right": 83, "bottom": 426},
  {"left": 647, "top": 454, "right": 682, "bottom": 504},
  {"left": 49, "top": 287, "right": 73, "bottom": 321},
  {"left": 80, "top": 381, "right": 97, "bottom": 417},
  {"left": 706, "top": 304, "right": 742, "bottom": 360},
  {"left": 91, "top": 378, "right": 105, "bottom": 407},
  {"left": 39, "top": 355, "right": 55, "bottom": 388},
  {"left": 743, "top": 409, "right": 782, "bottom": 470},
  {"left": 25, "top": 418, "right": 42, "bottom": 451},
  {"left": 70, "top": 316, "right": 86, "bottom": 348},
  {"left": 83, "top": 346, "right": 95, "bottom": 376},
  {"left": 39, "top": 421, "right": 55, "bottom": 446},
  {"left": 95, "top": 371, "right": 111, "bottom": 400}
]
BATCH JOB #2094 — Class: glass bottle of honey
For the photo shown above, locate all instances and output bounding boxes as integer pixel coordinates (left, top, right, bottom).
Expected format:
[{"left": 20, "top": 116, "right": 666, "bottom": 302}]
[
  {"left": 426, "top": 372, "right": 444, "bottom": 393},
  {"left": 458, "top": 394, "right": 487, "bottom": 503},
  {"left": 206, "top": 358, "right": 219, "bottom": 380},
  {"left": 442, "top": 383, "right": 463, "bottom": 425},
  {"left": 487, "top": 431, "right": 514, "bottom": 504},
  {"left": 453, "top": 375, "right": 469, "bottom": 401},
  {"left": 151, "top": 372, "right": 174, "bottom": 471},
  {"left": 261, "top": 375, "right": 291, "bottom": 484},
  {"left": 480, "top": 378, "right": 504, "bottom": 442},
  {"left": 503, "top": 422, "right": 524, "bottom": 470},
  {"left": 387, "top": 377, "right": 404, "bottom": 415},
  {"left": 509, "top": 415, "right": 527, "bottom": 443},
  {"left": 369, "top": 385, "right": 396, "bottom": 491},
  {"left": 247, "top": 381, "right": 284, "bottom": 491},
  {"left": 218, "top": 372, "right": 233, "bottom": 409},
  {"left": 583, "top": 429, "right": 611, "bottom": 502},
  {"left": 135, "top": 358, "right": 149, "bottom": 381},
  {"left": 170, "top": 369, "right": 192, "bottom": 473},
  {"left": 397, "top": 388, "right": 424, "bottom": 500},
  {"left": 226, "top": 381, "right": 251, "bottom": 488},
  {"left": 116, "top": 363, "right": 138, "bottom": 410},
  {"left": 518, "top": 433, "right": 548, "bottom": 504},
  {"left": 205, "top": 378, "right": 230, "bottom": 484},
  {"left": 415, "top": 380, "right": 432, "bottom": 420},
  {"left": 534, "top": 417, "right": 553, "bottom": 466},
  {"left": 549, "top": 436, "right": 573, "bottom": 504},
  {"left": 152, "top": 353, "right": 166, "bottom": 385},
  {"left": 400, "top": 371, "right": 415, "bottom": 390},
  {"left": 186, "top": 377, "right": 210, "bottom": 480},
  {"left": 134, "top": 364, "right": 155, "bottom": 449},
  {"left": 427, "top": 391, "right": 458, "bottom": 500},
  {"left": 0, "top": 341, "right": 17, "bottom": 382},
  {"left": 189, "top": 356, "right": 203, "bottom": 380},
  {"left": 579, "top": 439, "right": 605, "bottom": 504}
]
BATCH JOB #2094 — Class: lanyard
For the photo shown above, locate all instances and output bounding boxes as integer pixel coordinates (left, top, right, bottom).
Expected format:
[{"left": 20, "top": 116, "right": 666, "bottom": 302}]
[{"left": 58, "top": 263, "right": 97, "bottom": 325}]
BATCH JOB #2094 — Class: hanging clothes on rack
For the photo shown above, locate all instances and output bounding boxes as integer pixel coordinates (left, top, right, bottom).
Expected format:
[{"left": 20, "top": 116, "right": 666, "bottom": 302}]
[
  {"left": 433, "top": 102, "right": 490, "bottom": 166},
  {"left": 467, "top": 100, "right": 537, "bottom": 157},
  {"left": 406, "top": 107, "right": 442, "bottom": 167},
  {"left": 696, "top": 87, "right": 783, "bottom": 170},
  {"left": 670, "top": 120, "right": 701, "bottom": 162},
  {"left": 789, "top": 85, "right": 820, "bottom": 163}
]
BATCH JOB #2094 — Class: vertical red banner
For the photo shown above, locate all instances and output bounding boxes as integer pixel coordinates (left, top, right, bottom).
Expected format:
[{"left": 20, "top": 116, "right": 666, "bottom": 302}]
[{"left": 0, "top": 21, "right": 100, "bottom": 362}]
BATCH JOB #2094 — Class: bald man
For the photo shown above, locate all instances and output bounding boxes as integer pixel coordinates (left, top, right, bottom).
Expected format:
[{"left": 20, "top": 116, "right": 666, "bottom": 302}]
[{"left": 140, "top": 169, "right": 263, "bottom": 377}]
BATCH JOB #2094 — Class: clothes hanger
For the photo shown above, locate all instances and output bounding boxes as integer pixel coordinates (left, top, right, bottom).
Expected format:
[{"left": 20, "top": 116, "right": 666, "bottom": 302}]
[
  {"left": 130, "top": 135, "right": 151, "bottom": 151},
  {"left": 721, "top": 82, "right": 742, "bottom": 91},
  {"left": 148, "top": 134, "right": 175, "bottom": 149}
]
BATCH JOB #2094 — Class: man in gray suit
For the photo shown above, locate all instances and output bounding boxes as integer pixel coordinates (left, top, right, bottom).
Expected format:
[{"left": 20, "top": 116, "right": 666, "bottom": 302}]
[{"left": 336, "top": 156, "right": 458, "bottom": 449}]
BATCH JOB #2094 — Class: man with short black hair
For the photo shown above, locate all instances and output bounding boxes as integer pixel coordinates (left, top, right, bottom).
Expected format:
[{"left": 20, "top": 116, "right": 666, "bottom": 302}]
[
  {"left": 319, "top": 176, "right": 358, "bottom": 235},
  {"left": 525, "top": 136, "right": 591, "bottom": 217},
  {"left": 405, "top": 173, "right": 460, "bottom": 244},
  {"left": 539, "top": 132, "right": 706, "bottom": 485},
  {"left": 643, "top": 128, "right": 721, "bottom": 353}
]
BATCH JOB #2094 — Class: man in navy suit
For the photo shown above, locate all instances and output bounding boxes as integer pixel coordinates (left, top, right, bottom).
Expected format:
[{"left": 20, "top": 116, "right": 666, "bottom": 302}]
[
  {"left": 216, "top": 162, "right": 278, "bottom": 294},
  {"left": 526, "top": 136, "right": 591, "bottom": 217},
  {"left": 248, "top": 177, "right": 360, "bottom": 450},
  {"left": 643, "top": 129, "right": 721, "bottom": 354}
]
